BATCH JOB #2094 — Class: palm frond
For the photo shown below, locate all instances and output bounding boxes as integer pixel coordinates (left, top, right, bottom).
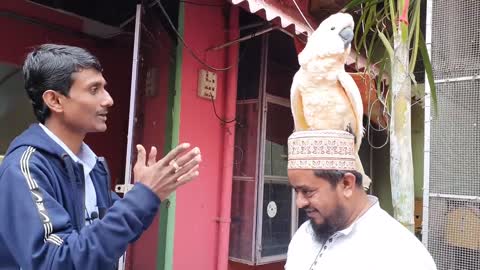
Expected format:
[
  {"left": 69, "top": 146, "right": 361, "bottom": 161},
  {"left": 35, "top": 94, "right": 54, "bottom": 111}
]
[{"left": 419, "top": 32, "right": 438, "bottom": 114}]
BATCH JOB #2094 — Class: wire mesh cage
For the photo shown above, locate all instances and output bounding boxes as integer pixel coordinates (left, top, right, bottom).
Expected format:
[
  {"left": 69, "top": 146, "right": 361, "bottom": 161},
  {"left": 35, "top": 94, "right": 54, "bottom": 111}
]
[
  {"left": 427, "top": 1, "right": 480, "bottom": 269},
  {"left": 427, "top": 197, "right": 480, "bottom": 270},
  {"left": 431, "top": 0, "right": 480, "bottom": 80},
  {"left": 430, "top": 79, "right": 480, "bottom": 196}
]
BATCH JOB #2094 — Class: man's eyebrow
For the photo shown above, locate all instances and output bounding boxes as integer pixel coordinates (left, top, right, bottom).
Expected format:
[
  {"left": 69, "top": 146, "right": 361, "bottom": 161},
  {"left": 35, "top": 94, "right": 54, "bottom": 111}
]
[
  {"left": 88, "top": 80, "right": 107, "bottom": 87},
  {"left": 290, "top": 184, "right": 307, "bottom": 189}
]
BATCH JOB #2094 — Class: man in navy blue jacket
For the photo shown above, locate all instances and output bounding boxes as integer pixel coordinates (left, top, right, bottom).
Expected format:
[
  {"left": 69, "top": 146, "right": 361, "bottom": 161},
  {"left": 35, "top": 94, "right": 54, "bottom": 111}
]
[{"left": 0, "top": 44, "right": 202, "bottom": 269}]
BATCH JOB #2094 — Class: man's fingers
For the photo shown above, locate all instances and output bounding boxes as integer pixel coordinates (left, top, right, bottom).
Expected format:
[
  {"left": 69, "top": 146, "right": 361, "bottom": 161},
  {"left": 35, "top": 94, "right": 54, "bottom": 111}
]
[
  {"left": 136, "top": 144, "right": 146, "bottom": 166},
  {"left": 148, "top": 146, "right": 157, "bottom": 166},
  {"left": 175, "top": 147, "right": 201, "bottom": 167},
  {"left": 172, "top": 153, "right": 201, "bottom": 176},
  {"left": 161, "top": 143, "right": 191, "bottom": 166},
  {"left": 176, "top": 165, "right": 200, "bottom": 186}
]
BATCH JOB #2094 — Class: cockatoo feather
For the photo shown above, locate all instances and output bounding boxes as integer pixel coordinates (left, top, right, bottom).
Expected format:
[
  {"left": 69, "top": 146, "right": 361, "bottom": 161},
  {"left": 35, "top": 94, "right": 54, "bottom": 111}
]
[{"left": 290, "top": 12, "right": 372, "bottom": 190}]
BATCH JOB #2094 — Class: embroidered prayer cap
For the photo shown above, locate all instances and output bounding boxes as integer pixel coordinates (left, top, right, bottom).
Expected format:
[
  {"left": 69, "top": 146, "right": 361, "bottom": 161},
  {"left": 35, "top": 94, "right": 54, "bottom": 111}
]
[{"left": 287, "top": 130, "right": 356, "bottom": 170}]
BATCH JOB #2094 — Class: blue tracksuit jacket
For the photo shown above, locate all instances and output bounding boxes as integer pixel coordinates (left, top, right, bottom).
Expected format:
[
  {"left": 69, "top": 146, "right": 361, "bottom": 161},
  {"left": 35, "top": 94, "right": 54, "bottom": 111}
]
[{"left": 0, "top": 124, "right": 160, "bottom": 269}]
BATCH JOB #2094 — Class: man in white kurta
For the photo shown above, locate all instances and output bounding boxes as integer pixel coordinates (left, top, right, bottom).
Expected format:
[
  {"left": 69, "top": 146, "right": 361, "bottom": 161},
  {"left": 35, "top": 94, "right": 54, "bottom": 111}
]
[
  {"left": 285, "top": 196, "right": 437, "bottom": 270},
  {"left": 285, "top": 130, "right": 437, "bottom": 270}
]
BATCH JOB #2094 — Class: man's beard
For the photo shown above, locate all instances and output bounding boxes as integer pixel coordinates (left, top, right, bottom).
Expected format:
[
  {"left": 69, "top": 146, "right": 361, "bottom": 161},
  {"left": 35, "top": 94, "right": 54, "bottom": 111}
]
[{"left": 309, "top": 205, "right": 348, "bottom": 243}]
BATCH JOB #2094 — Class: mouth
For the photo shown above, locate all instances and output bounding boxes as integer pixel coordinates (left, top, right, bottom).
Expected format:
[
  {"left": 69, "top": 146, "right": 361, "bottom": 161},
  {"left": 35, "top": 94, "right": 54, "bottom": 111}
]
[
  {"left": 98, "top": 112, "right": 108, "bottom": 121},
  {"left": 305, "top": 209, "right": 318, "bottom": 218}
]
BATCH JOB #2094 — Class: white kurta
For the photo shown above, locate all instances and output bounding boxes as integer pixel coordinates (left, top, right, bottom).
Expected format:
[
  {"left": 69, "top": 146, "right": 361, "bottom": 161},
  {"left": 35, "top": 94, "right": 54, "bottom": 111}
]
[{"left": 285, "top": 196, "right": 437, "bottom": 270}]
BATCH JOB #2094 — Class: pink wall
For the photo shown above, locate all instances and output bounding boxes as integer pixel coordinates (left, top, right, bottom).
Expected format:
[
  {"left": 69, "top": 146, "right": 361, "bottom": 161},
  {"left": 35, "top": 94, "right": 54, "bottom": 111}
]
[
  {"left": 174, "top": 2, "right": 237, "bottom": 270},
  {"left": 176, "top": 3, "right": 285, "bottom": 269}
]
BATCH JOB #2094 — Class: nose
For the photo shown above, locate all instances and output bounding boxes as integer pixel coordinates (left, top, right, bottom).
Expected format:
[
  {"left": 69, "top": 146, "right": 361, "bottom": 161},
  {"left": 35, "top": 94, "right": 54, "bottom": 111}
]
[
  {"left": 102, "top": 89, "right": 114, "bottom": 107},
  {"left": 339, "top": 26, "right": 354, "bottom": 48},
  {"left": 295, "top": 192, "right": 309, "bottom": 209}
]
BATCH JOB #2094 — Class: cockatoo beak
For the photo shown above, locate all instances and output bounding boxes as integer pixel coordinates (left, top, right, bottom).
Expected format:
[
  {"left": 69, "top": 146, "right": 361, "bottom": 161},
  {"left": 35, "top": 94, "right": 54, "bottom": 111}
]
[{"left": 339, "top": 26, "right": 354, "bottom": 49}]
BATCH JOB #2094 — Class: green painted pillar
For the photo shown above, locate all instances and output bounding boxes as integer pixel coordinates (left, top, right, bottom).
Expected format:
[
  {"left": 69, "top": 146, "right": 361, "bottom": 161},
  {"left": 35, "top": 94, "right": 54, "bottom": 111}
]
[{"left": 156, "top": 2, "right": 184, "bottom": 270}]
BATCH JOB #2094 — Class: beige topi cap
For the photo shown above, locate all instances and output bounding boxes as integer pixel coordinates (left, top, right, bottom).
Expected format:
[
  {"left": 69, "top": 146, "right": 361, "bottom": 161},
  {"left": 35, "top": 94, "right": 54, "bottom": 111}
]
[{"left": 287, "top": 130, "right": 356, "bottom": 171}]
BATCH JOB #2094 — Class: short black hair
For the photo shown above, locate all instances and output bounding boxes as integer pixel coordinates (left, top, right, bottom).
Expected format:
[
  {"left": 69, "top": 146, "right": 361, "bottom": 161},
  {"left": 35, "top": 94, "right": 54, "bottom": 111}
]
[
  {"left": 23, "top": 44, "right": 102, "bottom": 123},
  {"left": 313, "top": 169, "right": 363, "bottom": 188}
]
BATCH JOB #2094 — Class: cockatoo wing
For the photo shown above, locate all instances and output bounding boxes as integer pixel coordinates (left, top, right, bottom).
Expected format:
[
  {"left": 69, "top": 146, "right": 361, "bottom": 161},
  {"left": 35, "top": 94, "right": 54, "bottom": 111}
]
[
  {"left": 290, "top": 72, "right": 308, "bottom": 131},
  {"left": 337, "top": 71, "right": 364, "bottom": 148}
]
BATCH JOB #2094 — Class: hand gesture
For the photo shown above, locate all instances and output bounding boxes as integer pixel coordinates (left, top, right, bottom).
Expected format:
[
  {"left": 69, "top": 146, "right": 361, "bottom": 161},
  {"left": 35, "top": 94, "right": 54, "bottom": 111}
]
[{"left": 133, "top": 143, "right": 201, "bottom": 201}]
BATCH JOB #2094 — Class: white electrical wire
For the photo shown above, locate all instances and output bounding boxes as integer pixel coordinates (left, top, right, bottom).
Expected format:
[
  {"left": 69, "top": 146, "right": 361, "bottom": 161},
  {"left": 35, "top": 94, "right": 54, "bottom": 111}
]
[{"left": 291, "top": 0, "right": 315, "bottom": 32}]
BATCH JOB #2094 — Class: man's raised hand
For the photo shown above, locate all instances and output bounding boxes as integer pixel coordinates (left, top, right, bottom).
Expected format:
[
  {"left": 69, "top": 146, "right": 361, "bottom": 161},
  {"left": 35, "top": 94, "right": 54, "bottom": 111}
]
[{"left": 134, "top": 143, "right": 201, "bottom": 201}]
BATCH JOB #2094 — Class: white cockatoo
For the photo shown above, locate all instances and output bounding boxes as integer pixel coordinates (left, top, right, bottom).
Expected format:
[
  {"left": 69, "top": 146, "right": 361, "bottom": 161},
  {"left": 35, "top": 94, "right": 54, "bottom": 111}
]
[{"left": 290, "top": 12, "right": 371, "bottom": 190}]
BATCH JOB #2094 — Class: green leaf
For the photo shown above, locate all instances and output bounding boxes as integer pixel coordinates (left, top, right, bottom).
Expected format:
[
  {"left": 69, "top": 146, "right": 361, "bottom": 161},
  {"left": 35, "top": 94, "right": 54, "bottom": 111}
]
[
  {"left": 388, "top": 0, "right": 397, "bottom": 33},
  {"left": 408, "top": 0, "right": 420, "bottom": 43},
  {"left": 365, "top": 7, "right": 377, "bottom": 37},
  {"left": 376, "top": 58, "right": 387, "bottom": 98},
  {"left": 367, "top": 31, "right": 379, "bottom": 60},
  {"left": 354, "top": 6, "right": 370, "bottom": 51},
  {"left": 397, "top": 0, "right": 403, "bottom": 15},
  {"left": 419, "top": 32, "right": 438, "bottom": 115},
  {"left": 386, "top": 84, "right": 392, "bottom": 112},
  {"left": 409, "top": 0, "right": 421, "bottom": 73},
  {"left": 357, "top": 5, "right": 377, "bottom": 55},
  {"left": 401, "top": 23, "right": 409, "bottom": 43},
  {"left": 409, "top": 72, "right": 417, "bottom": 85},
  {"left": 378, "top": 31, "right": 394, "bottom": 63},
  {"left": 363, "top": 0, "right": 384, "bottom": 10},
  {"left": 343, "top": 0, "right": 369, "bottom": 11}
]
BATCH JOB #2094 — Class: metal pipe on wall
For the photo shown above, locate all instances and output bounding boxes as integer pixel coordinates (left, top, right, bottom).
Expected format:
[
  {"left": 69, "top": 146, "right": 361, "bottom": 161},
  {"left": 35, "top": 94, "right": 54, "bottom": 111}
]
[{"left": 216, "top": 5, "right": 239, "bottom": 270}]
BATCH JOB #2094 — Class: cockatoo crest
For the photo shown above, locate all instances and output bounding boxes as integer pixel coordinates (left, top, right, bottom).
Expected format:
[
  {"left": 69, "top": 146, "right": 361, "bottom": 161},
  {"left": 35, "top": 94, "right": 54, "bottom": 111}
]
[{"left": 298, "top": 13, "right": 354, "bottom": 74}]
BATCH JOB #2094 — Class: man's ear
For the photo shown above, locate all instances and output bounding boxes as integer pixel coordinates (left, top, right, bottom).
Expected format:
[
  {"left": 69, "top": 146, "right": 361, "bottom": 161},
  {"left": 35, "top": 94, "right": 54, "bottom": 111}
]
[
  {"left": 42, "top": 90, "right": 64, "bottom": 113},
  {"left": 340, "top": 172, "right": 356, "bottom": 198}
]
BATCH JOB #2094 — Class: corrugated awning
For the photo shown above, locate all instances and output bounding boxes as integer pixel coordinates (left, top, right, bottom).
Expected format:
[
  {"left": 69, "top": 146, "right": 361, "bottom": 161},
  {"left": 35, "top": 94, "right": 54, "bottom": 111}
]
[
  {"left": 229, "top": 0, "right": 314, "bottom": 36},
  {"left": 229, "top": 0, "right": 387, "bottom": 127},
  {"left": 229, "top": 0, "right": 371, "bottom": 69}
]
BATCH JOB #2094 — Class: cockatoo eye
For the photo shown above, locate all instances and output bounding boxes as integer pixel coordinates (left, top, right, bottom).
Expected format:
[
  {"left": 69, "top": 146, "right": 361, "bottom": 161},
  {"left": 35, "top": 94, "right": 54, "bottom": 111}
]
[{"left": 331, "top": 27, "right": 335, "bottom": 30}]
